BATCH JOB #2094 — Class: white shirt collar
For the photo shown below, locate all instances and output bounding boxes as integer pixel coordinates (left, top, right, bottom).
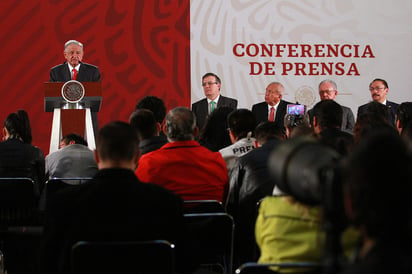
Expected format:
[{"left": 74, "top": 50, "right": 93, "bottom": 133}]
[
  {"left": 208, "top": 94, "right": 220, "bottom": 104},
  {"left": 267, "top": 101, "right": 280, "bottom": 110},
  {"left": 68, "top": 63, "right": 81, "bottom": 72}
]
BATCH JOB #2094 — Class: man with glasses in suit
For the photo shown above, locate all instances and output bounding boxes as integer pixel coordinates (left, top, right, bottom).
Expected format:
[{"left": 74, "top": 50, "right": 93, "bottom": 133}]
[
  {"left": 357, "top": 78, "right": 399, "bottom": 127},
  {"left": 192, "top": 72, "right": 237, "bottom": 130}
]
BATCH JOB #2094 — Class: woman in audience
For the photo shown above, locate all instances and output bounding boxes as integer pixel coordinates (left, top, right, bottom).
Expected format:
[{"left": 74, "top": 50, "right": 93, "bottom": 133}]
[{"left": 0, "top": 109, "right": 45, "bottom": 197}]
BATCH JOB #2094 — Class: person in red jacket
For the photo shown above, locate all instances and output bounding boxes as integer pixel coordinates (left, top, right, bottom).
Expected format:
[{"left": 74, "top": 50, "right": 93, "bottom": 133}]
[{"left": 136, "top": 107, "right": 229, "bottom": 202}]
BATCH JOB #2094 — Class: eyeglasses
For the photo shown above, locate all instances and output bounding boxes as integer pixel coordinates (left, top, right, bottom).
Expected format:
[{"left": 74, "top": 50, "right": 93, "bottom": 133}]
[
  {"left": 369, "top": 87, "right": 386, "bottom": 91},
  {"left": 319, "top": 89, "right": 335, "bottom": 94},
  {"left": 202, "top": 81, "right": 218, "bottom": 87}
]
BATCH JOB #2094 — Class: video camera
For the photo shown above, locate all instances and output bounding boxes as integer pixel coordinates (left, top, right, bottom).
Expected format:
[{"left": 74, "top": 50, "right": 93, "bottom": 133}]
[{"left": 285, "top": 103, "right": 307, "bottom": 128}]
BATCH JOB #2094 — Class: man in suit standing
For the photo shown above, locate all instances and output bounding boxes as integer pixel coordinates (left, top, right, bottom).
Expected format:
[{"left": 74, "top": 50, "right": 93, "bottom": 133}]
[
  {"left": 251, "top": 82, "right": 291, "bottom": 130},
  {"left": 49, "top": 39, "right": 100, "bottom": 82},
  {"left": 192, "top": 72, "right": 237, "bottom": 130},
  {"left": 308, "top": 79, "right": 355, "bottom": 133},
  {"left": 357, "top": 78, "right": 399, "bottom": 127}
]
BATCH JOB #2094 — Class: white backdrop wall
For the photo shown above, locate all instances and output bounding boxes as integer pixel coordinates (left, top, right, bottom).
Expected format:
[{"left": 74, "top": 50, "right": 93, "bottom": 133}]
[{"left": 190, "top": 0, "right": 412, "bottom": 116}]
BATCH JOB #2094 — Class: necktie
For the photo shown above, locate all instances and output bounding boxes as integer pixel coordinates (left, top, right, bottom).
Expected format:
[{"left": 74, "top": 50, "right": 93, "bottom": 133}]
[
  {"left": 72, "top": 68, "right": 78, "bottom": 80},
  {"left": 210, "top": 101, "right": 216, "bottom": 113},
  {"left": 269, "top": 107, "right": 275, "bottom": 121}
]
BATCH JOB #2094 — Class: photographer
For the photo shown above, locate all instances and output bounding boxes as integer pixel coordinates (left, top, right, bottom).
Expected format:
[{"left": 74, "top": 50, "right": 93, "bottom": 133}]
[
  {"left": 283, "top": 111, "right": 313, "bottom": 139},
  {"left": 256, "top": 137, "right": 359, "bottom": 273}
]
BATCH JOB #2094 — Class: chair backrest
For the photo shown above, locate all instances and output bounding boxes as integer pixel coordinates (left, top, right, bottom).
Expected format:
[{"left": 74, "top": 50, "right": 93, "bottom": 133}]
[
  {"left": 0, "top": 177, "right": 38, "bottom": 226},
  {"left": 39, "top": 178, "right": 92, "bottom": 211},
  {"left": 183, "top": 200, "right": 225, "bottom": 214},
  {"left": 183, "top": 213, "right": 234, "bottom": 274},
  {"left": 235, "top": 262, "right": 322, "bottom": 274},
  {"left": 71, "top": 240, "right": 175, "bottom": 274},
  {"left": 46, "top": 177, "right": 92, "bottom": 193}
]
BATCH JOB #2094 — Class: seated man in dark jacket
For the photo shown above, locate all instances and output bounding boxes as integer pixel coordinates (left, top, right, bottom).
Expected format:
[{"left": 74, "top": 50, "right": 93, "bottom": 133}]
[
  {"left": 40, "top": 121, "right": 187, "bottom": 273},
  {"left": 226, "top": 121, "right": 285, "bottom": 268}
]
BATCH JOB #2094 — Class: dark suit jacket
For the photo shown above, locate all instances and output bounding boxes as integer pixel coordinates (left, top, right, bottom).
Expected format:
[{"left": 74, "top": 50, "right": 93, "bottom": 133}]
[
  {"left": 41, "top": 168, "right": 185, "bottom": 273},
  {"left": 226, "top": 138, "right": 282, "bottom": 267},
  {"left": 251, "top": 100, "right": 291, "bottom": 129},
  {"left": 308, "top": 105, "right": 355, "bottom": 133},
  {"left": 192, "top": 95, "right": 238, "bottom": 130},
  {"left": 49, "top": 61, "right": 101, "bottom": 82},
  {"left": 357, "top": 100, "right": 399, "bottom": 127}
]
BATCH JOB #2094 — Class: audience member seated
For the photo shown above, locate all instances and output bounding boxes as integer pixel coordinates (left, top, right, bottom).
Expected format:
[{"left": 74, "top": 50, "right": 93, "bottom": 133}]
[
  {"left": 342, "top": 129, "right": 412, "bottom": 273},
  {"left": 395, "top": 102, "right": 412, "bottom": 144},
  {"left": 256, "top": 195, "right": 324, "bottom": 271},
  {"left": 197, "top": 106, "right": 234, "bottom": 152},
  {"left": 135, "top": 95, "right": 168, "bottom": 139},
  {"left": 0, "top": 109, "right": 45, "bottom": 198},
  {"left": 136, "top": 107, "right": 229, "bottom": 202},
  {"left": 352, "top": 102, "right": 393, "bottom": 144},
  {"left": 129, "top": 109, "right": 167, "bottom": 155},
  {"left": 226, "top": 121, "right": 285, "bottom": 268},
  {"left": 312, "top": 100, "right": 354, "bottom": 156},
  {"left": 284, "top": 112, "right": 314, "bottom": 139},
  {"left": 45, "top": 133, "right": 98, "bottom": 180},
  {"left": 40, "top": 121, "right": 187, "bottom": 273},
  {"left": 256, "top": 139, "right": 359, "bottom": 273},
  {"left": 219, "top": 109, "right": 257, "bottom": 174}
]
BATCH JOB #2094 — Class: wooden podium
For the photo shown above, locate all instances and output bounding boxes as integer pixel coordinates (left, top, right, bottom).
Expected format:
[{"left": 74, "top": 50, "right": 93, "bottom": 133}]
[{"left": 44, "top": 82, "right": 102, "bottom": 154}]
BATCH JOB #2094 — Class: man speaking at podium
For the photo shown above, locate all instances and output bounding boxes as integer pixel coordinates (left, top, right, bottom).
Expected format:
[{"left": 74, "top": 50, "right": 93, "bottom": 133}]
[
  {"left": 49, "top": 39, "right": 101, "bottom": 140},
  {"left": 49, "top": 39, "right": 100, "bottom": 82}
]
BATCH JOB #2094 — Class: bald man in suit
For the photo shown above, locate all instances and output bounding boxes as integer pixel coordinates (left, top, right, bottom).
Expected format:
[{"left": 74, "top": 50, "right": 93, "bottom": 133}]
[{"left": 252, "top": 82, "right": 291, "bottom": 130}]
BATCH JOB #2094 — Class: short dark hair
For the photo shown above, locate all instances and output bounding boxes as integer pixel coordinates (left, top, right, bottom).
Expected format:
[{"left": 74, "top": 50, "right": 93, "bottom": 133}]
[
  {"left": 165, "top": 107, "right": 196, "bottom": 141},
  {"left": 370, "top": 78, "right": 388, "bottom": 89},
  {"left": 97, "top": 121, "right": 139, "bottom": 162},
  {"left": 254, "top": 121, "right": 284, "bottom": 144},
  {"left": 202, "top": 72, "right": 221, "bottom": 85},
  {"left": 227, "top": 109, "right": 256, "bottom": 139},
  {"left": 129, "top": 109, "right": 158, "bottom": 141},
  {"left": 313, "top": 100, "right": 343, "bottom": 129},
  {"left": 135, "top": 96, "right": 167, "bottom": 124},
  {"left": 61, "top": 133, "right": 88, "bottom": 146},
  {"left": 362, "top": 101, "right": 390, "bottom": 122},
  {"left": 396, "top": 102, "right": 412, "bottom": 128}
]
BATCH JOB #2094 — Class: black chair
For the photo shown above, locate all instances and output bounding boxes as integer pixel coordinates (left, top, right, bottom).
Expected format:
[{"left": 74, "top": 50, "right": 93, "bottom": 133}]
[
  {"left": 183, "top": 213, "right": 234, "bottom": 274},
  {"left": 39, "top": 178, "right": 92, "bottom": 211},
  {"left": 183, "top": 199, "right": 225, "bottom": 214},
  {"left": 46, "top": 177, "right": 92, "bottom": 193},
  {"left": 71, "top": 240, "right": 175, "bottom": 274},
  {"left": 0, "top": 177, "right": 43, "bottom": 273},
  {"left": 235, "top": 262, "right": 322, "bottom": 274},
  {"left": 0, "top": 177, "right": 39, "bottom": 227}
]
